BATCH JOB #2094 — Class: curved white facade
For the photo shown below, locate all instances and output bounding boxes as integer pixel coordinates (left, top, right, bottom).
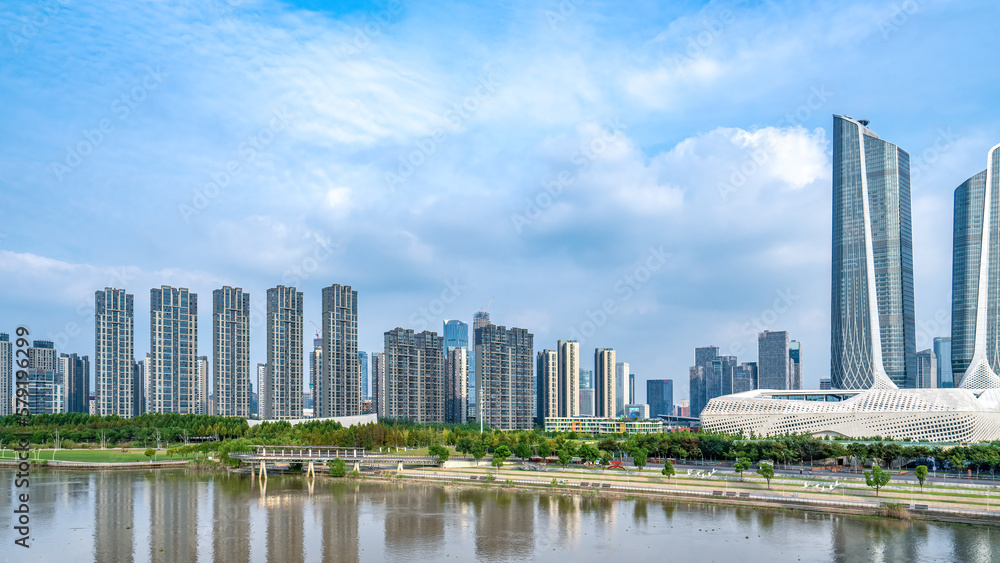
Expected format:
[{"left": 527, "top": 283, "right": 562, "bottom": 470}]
[{"left": 701, "top": 388, "right": 1000, "bottom": 442}]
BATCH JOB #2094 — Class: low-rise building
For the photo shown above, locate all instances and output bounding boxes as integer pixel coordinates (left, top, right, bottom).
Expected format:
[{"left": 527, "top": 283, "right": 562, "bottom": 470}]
[{"left": 543, "top": 417, "right": 663, "bottom": 435}]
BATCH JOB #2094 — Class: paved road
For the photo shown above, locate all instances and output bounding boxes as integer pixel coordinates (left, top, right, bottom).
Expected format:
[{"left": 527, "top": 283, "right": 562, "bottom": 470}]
[{"left": 666, "top": 461, "right": 1000, "bottom": 486}]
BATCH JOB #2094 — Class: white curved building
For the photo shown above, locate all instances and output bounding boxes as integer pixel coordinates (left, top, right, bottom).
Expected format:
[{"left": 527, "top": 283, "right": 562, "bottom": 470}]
[{"left": 702, "top": 133, "right": 1000, "bottom": 443}]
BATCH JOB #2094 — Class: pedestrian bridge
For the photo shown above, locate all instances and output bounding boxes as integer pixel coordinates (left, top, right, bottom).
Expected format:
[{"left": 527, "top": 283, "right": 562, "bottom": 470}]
[{"left": 231, "top": 445, "right": 441, "bottom": 478}]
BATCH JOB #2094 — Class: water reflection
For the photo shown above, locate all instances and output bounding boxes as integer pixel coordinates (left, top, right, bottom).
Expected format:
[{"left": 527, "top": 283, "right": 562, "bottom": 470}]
[{"left": 2, "top": 470, "right": 999, "bottom": 563}]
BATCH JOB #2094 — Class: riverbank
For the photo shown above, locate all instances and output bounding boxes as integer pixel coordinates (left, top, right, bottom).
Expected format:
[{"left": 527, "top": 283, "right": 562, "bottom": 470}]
[{"left": 0, "top": 458, "right": 197, "bottom": 470}]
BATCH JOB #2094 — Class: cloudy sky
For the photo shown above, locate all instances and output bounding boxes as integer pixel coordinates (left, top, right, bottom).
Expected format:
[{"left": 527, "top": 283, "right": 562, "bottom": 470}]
[{"left": 2, "top": 0, "right": 999, "bottom": 405}]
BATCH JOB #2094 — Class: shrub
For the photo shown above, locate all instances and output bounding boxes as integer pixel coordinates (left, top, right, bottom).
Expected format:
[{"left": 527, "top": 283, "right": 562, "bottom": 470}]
[{"left": 329, "top": 457, "right": 347, "bottom": 477}]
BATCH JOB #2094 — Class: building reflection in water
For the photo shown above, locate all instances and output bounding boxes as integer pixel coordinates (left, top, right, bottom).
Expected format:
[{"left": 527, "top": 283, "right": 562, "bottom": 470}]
[
  {"left": 93, "top": 472, "right": 134, "bottom": 563},
  {"left": 316, "top": 482, "right": 360, "bottom": 563},
  {"left": 262, "top": 482, "right": 306, "bottom": 563},
  {"left": 148, "top": 471, "right": 199, "bottom": 563},
  {"left": 541, "top": 493, "right": 581, "bottom": 548},
  {"left": 474, "top": 490, "right": 535, "bottom": 560},
  {"left": 383, "top": 485, "right": 445, "bottom": 559},
  {"left": 212, "top": 474, "right": 251, "bottom": 563}
]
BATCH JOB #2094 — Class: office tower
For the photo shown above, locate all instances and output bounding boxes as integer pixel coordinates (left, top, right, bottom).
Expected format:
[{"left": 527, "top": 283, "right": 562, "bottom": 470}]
[
  {"left": 579, "top": 368, "right": 593, "bottom": 389},
  {"left": 148, "top": 286, "right": 198, "bottom": 414},
  {"left": 758, "top": 331, "right": 791, "bottom": 390},
  {"left": 628, "top": 373, "right": 635, "bottom": 405},
  {"left": 0, "top": 334, "right": 10, "bottom": 416},
  {"left": 951, "top": 143, "right": 1000, "bottom": 388},
  {"left": 58, "top": 353, "right": 90, "bottom": 414},
  {"left": 831, "top": 115, "right": 915, "bottom": 390},
  {"left": 265, "top": 285, "right": 303, "bottom": 420},
  {"left": 819, "top": 377, "right": 832, "bottom": 390},
  {"left": 309, "top": 337, "right": 322, "bottom": 414},
  {"left": 320, "top": 284, "right": 359, "bottom": 417},
  {"left": 443, "top": 319, "right": 469, "bottom": 349},
  {"left": 731, "top": 363, "right": 755, "bottom": 393},
  {"left": 474, "top": 322, "right": 534, "bottom": 430},
  {"left": 371, "top": 352, "right": 385, "bottom": 416},
  {"left": 195, "top": 355, "right": 209, "bottom": 414},
  {"left": 470, "top": 312, "right": 489, "bottom": 419},
  {"left": 916, "top": 349, "right": 937, "bottom": 388},
  {"left": 934, "top": 337, "right": 953, "bottom": 388},
  {"left": 359, "top": 351, "right": 369, "bottom": 401},
  {"left": 789, "top": 340, "right": 802, "bottom": 390},
  {"left": 594, "top": 348, "right": 616, "bottom": 418},
  {"left": 536, "top": 349, "right": 557, "bottom": 424},
  {"left": 445, "top": 346, "right": 468, "bottom": 423},
  {"left": 213, "top": 286, "right": 251, "bottom": 417},
  {"left": 579, "top": 389, "right": 595, "bottom": 416},
  {"left": 646, "top": 379, "right": 673, "bottom": 418},
  {"left": 615, "top": 362, "right": 629, "bottom": 418},
  {"left": 256, "top": 362, "right": 267, "bottom": 418},
  {"left": 383, "top": 328, "right": 445, "bottom": 423},
  {"left": 95, "top": 288, "right": 135, "bottom": 417},
  {"left": 689, "top": 366, "right": 705, "bottom": 418},
  {"left": 132, "top": 359, "right": 144, "bottom": 416},
  {"left": 709, "top": 355, "right": 737, "bottom": 398},
  {"left": 558, "top": 340, "right": 579, "bottom": 417}
]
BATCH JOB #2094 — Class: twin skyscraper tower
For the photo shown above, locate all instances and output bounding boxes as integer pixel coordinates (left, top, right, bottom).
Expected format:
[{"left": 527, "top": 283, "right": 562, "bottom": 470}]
[{"left": 831, "top": 115, "right": 1000, "bottom": 391}]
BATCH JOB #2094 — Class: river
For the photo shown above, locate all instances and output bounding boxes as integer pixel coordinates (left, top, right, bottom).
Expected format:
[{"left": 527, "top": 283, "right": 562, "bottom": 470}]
[{"left": 1, "top": 470, "right": 997, "bottom": 562}]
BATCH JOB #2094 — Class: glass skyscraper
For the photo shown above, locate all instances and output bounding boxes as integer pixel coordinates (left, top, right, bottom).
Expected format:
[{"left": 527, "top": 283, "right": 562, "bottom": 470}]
[
  {"left": 646, "top": 379, "right": 672, "bottom": 418},
  {"left": 830, "top": 115, "right": 915, "bottom": 390},
  {"left": 934, "top": 336, "right": 953, "bottom": 388},
  {"left": 950, "top": 143, "right": 1000, "bottom": 388}
]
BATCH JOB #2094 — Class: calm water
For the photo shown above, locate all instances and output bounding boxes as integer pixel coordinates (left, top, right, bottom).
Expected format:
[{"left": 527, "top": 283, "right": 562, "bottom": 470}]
[{"left": 1, "top": 469, "right": 998, "bottom": 562}]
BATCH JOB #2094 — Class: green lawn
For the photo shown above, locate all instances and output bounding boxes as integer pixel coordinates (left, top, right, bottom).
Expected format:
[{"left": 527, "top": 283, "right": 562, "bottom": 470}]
[{"left": 0, "top": 448, "right": 202, "bottom": 464}]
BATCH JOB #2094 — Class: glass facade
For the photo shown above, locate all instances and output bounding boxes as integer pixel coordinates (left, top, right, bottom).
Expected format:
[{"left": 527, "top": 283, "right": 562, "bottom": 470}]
[
  {"left": 951, "top": 171, "right": 987, "bottom": 378},
  {"left": 934, "top": 336, "right": 953, "bottom": 388},
  {"left": 646, "top": 379, "right": 673, "bottom": 418},
  {"left": 830, "top": 115, "right": 915, "bottom": 389}
]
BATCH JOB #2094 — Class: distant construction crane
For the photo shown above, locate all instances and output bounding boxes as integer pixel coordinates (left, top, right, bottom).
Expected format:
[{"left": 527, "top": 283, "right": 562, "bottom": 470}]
[{"left": 310, "top": 320, "right": 321, "bottom": 340}]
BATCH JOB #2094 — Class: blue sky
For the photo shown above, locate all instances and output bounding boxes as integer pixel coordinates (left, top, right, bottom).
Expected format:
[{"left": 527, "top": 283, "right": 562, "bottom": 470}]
[{"left": 2, "top": 0, "right": 999, "bottom": 404}]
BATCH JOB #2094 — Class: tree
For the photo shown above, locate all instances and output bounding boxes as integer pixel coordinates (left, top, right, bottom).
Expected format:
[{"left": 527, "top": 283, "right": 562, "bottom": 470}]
[
  {"left": 578, "top": 444, "right": 600, "bottom": 465},
  {"left": 470, "top": 442, "right": 487, "bottom": 467},
  {"left": 557, "top": 447, "right": 573, "bottom": 468},
  {"left": 599, "top": 451, "right": 612, "bottom": 473},
  {"left": 846, "top": 442, "right": 868, "bottom": 470},
  {"left": 538, "top": 440, "right": 552, "bottom": 458},
  {"left": 144, "top": 448, "right": 155, "bottom": 462},
  {"left": 734, "top": 457, "right": 751, "bottom": 480},
  {"left": 329, "top": 457, "right": 347, "bottom": 477},
  {"left": 661, "top": 460, "right": 676, "bottom": 481},
  {"left": 756, "top": 462, "right": 774, "bottom": 489},
  {"left": 429, "top": 444, "right": 450, "bottom": 462},
  {"left": 514, "top": 442, "right": 532, "bottom": 462},
  {"left": 881, "top": 443, "right": 902, "bottom": 471},
  {"left": 915, "top": 465, "right": 928, "bottom": 492},
  {"left": 492, "top": 445, "right": 511, "bottom": 471},
  {"left": 633, "top": 448, "right": 648, "bottom": 470},
  {"left": 864, "top": 465, "right": 891, "bottom": 496},
  {"left": 456, "top": 436, "right": 473, "bottom": 456},
  {"left": 598, "top": 438, "right": 620, "bottom": 454}
]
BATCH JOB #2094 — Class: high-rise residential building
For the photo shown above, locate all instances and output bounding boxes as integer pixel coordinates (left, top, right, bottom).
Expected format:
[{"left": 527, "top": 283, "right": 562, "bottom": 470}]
[
  {"left": 359, "top": 351, "right": 369, "bottom": 401},
  {"left": 934, "top": 337, "right": 953, "bottom": 388},
  {"left": 831, "top": 115, "right": 915, "bottom": 390},
  {"left": 470, "top": 312, "right": 490, "bottom": 419},
  {"left": 0, "top": 334, "right": 11, "bottom": 417},
  {"left": 536, "top": 349, "right": 558, "bottom": 424},
  {"left": 731, "top": 363, "right": 755, "bottom": 394},
  {"left": 59, "top": 353, "right": 90, "bottom": 414},
  {"left": 132, "top": 360, "right": 144, "bottom": 416},
  {"left": 213, "top": 286, "right": 251, "bottom": 418},
  {"left": 95, "top": 288, "right": 135, "bottom": 417},
  {"left": 558, "top": 340, "right": 580, "bottom": 417},
  {"left": 474, "top": 322, "right": 533, "bottom": 430},
  {"left": 758, "top": 331, "right": 791, "bottom": 390},
  {"left": 579, "top": 389, "right": 595, "bottom": 416},
  {"left": 195, "top": 355, "right": 209, "bottom": 415},
  {"left": 320, "top": 284, "right": 360, "bottom": 418},
  {"left": 951, "top": 143, "right": 1000, "bottom": 388},
  {"left": 916, "top": 348, "right": 937, "bottom": 389},
  {"left": 646, "top": 379, "right": 673, "bottom": 418},
  {"left": 265, "top": 285, "right": 303, "bottom": 420},
  {"left": 442, "top": 319, "right": 467, "bottom": 420},
  {"left": 309, "top": 337, "right": 322, "bottom": 413},
  {"left": 256, "top": 363, "right": 266, "bottom": 418},
  {"left": 25, "top": 369, "right": 63, "bottom": 414},
  {"left": 28, "top": 340, "right": 58, "bottom": 371},
  {"left": 594, "top": 348, "right": 616, "bottom": 418},
  {"left": 383, "top": 328, "right": 445, "bottom": 423},
  {"left": 789, "top": 340, "right": 802, "bottom": 390},
  {"left": 371, "top": 352, "right": 385, "bottom": 417},
  {"left": 445, "top": 346, "right": 468, "bottom": 423},
  {"left": 148, "top": 286, "right": 198, "bottom": 414},
  {"left": 615, "top": 362, "right": 629, "bottom": 418},
  {"left": 819, "top": 377, "right": 832, "bottom": 390}
]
